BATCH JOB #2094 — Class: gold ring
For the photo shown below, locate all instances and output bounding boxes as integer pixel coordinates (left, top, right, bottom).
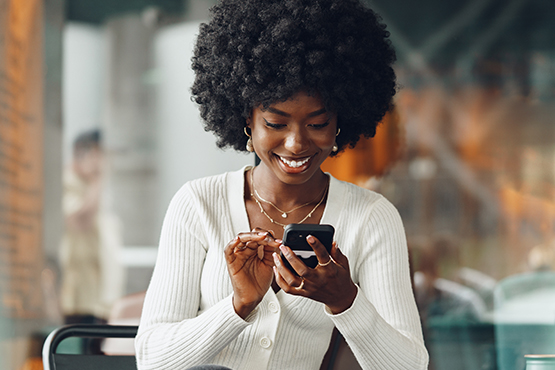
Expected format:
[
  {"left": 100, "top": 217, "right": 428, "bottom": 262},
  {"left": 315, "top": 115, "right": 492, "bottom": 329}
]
[
  {"left": 318, "top": 257, "right": 333, "bottom": 267},
  {"left": 296, "top": 278, "right": 305, "bottom": 290}
]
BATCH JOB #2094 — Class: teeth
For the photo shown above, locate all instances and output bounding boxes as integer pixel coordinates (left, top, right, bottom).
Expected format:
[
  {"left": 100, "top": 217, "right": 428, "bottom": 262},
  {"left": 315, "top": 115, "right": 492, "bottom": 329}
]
[{"left": 279, "top": 156, "right": 310, "bottom": 168}]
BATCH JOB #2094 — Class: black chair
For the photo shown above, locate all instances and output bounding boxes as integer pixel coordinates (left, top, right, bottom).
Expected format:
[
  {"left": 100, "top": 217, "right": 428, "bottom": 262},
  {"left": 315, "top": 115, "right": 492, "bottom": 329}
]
[{"left": 42, "top": 324, "right": 138, "bottom": 370}]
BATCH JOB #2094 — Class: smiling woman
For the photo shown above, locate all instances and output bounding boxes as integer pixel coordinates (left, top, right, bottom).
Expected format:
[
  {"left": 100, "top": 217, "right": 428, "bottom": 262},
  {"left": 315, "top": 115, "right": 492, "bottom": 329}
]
[
  {"left": 248, "top": 92, "right": 337, "bottom": 182},
  {"left": 135, "top": 0, "right": 429, "bottom": 369}
]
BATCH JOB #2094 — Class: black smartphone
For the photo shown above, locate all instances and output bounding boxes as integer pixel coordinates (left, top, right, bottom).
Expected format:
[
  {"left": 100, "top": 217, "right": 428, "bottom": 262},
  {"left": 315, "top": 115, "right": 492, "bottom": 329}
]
[{"left": 281, "top": 223, "right": 335, "bottom": 275}]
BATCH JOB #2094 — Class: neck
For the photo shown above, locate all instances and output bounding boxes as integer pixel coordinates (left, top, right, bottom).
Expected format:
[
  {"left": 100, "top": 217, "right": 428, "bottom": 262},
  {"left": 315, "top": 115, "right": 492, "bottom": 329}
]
[{"left": 250, "top": 165, "right": 329, "bottom": 208}]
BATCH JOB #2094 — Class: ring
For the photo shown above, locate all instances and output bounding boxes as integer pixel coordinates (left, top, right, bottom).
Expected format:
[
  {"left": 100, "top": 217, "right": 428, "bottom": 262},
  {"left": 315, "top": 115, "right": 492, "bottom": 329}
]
[
  {"left": 295, "top": 278, "right": 305, "bottom": 290},
  {"left": 318, "top": 257, "right": 334, "bottom": 267}
]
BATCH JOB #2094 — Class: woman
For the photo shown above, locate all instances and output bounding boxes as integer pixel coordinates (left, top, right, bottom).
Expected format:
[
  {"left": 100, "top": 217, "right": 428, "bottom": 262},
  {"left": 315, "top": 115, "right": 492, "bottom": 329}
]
[{"left": 135, "top": 0, "right": 429, "bottom": 369}]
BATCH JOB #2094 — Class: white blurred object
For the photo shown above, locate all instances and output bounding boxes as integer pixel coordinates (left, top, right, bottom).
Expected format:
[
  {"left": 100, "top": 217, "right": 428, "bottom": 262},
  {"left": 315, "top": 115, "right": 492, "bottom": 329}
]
[
  {"left": 118, "top": 246, "right": 158, "bottom": 267},
  {"left": 494, "top": 272, "right": 555, "bottom": 324},
  {"left": 458, "top": 267, "right": 497, "bottom": 291},
  {"left": 102, "top": 291, "right": 146, "bottom": 355},
  {"left": 409, "top": 157, "right": 437, "bottom": 180}
]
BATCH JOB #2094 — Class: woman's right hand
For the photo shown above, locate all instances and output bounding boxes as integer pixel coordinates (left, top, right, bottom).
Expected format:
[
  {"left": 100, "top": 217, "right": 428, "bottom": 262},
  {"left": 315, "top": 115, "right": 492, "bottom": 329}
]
[{"left": 224, "top": 229, "right": 281, "bottom": 319}]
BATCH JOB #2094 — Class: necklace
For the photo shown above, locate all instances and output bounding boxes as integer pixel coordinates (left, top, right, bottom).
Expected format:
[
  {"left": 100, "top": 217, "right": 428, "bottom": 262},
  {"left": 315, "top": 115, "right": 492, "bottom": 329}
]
[
  {"left": 254, "top": 189, "right": 314, "bottom": 219},
  {"left": 249, "top": 168, "right": 329, "bottom": 228}
]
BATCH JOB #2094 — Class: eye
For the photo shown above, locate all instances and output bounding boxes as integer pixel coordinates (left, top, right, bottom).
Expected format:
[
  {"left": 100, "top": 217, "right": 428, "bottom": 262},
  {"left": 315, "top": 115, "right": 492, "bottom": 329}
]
[
  {"left": 263, "top": 118, "right": 286, "bottom": 129},
  {"left": 308, "top": 121, "right": 330, "bottom": 129}
]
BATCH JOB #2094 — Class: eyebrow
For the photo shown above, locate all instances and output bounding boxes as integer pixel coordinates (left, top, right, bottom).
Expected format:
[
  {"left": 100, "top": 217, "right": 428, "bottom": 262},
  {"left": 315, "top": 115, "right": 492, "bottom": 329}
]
[{"left": 266, "top": 107, "right": 328, "bottom": 118}]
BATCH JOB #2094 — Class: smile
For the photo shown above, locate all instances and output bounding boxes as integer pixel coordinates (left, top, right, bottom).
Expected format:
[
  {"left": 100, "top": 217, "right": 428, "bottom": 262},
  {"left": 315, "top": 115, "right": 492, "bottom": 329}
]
[{"left": 278, "top": 156, "right": 311, "bottom": 168}]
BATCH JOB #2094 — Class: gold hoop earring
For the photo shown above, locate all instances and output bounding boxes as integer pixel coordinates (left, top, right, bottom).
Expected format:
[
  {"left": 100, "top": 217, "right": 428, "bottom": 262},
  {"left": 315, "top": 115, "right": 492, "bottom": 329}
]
[
  {"left": 244, "top": 127, "right": 254, "bottom": 152},
  {"left": 336, "top": 128, "right": 341, "bottom": 136}
]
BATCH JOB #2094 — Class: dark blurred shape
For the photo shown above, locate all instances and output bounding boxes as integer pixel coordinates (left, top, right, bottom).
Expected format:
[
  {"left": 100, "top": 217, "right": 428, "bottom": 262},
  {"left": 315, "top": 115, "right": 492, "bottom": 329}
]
[{"left": 66, "top": 0, "right": 184, "bottom": 24}]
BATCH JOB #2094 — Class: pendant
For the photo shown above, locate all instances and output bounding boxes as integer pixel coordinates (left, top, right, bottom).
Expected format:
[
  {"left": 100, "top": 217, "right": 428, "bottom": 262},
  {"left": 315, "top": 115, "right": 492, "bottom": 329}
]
[{"left": 281, "top": 213, "right": 287, "bottom": 218}]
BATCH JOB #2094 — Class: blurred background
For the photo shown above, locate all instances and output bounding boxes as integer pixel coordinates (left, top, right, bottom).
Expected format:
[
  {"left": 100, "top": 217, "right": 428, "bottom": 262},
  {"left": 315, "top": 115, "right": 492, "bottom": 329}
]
[{"left": 1, "top": 0, "right": 555, "bottom": 369}]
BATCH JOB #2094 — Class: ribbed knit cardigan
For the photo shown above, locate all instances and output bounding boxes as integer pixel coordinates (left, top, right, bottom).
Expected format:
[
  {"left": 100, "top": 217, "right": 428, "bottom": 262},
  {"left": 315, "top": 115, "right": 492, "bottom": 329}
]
[{"left": 135, "top": 167, "right": 429, "bottom": 370}]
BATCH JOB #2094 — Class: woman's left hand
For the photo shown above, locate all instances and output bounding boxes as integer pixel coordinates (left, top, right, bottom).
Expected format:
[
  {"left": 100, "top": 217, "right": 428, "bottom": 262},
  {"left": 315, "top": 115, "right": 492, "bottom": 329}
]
[{"left": 273, "top": 236, "right": 358, "bottom": 314}]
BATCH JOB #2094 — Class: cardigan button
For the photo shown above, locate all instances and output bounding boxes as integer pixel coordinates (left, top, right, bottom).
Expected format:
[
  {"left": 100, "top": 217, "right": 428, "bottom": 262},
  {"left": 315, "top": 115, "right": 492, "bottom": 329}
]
[
  {"left": 259, "top": 337, "right": 272, "bottom": 348},
  {"left": 268, "top": 302, "right": 279, "bottom": 313}
]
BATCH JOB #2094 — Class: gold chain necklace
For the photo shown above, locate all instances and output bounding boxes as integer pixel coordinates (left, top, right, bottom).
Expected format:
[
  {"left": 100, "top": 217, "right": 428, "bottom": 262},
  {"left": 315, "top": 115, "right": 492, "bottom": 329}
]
[
  {"left": 249, "top": 168, "right": 329, "bottom": 228},
  {"left": 254, "top": 189, "right": 314, "bottom": 219}
]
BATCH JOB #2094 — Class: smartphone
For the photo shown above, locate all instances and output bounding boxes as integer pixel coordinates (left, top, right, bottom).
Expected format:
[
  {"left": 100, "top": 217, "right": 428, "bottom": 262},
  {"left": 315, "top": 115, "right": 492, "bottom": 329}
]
[{"left": 281, "top": 223, "right": 335, "bottom": 274}]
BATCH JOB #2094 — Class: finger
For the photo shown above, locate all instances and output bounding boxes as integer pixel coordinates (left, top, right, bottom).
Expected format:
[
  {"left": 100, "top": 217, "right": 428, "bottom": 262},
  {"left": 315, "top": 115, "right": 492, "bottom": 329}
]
[
  {"left": 273, "top": 265, "right": 288, "bottom": 289},
  {"left": 238, "top": 231, "right": 279, "bottom": 247},
  {"left": 306, "top": 235, "right": 332, "bottom": 265},
  {"left": 261, "top": 244, "right": 279, "bottom": 262},
  {"left": 273, "top": 252, "right": 301, "bottom": 282},
  {"left": 330, "top": 242, "right": 349, "bottom": 269},
  {"left": 272, "top": 256, "right": 304, "bottom": 293},
  {"left": 251, "top": 227, "right": 275, "bottom": 238},
  {"left": 278, "top": 245, "right": 310, "bottom": 277},
  {"left": 237, "top": 231, "right": 269, "bottom": 243},
  {"left": 224, "top": 236, "right": 241, "bottom": 257}
]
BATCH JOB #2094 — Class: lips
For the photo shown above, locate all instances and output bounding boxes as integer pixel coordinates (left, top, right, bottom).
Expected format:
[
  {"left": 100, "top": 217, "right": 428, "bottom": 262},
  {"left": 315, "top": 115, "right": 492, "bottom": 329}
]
[{"left": 278, "top": 156, "right": 311, "bottom": 168}]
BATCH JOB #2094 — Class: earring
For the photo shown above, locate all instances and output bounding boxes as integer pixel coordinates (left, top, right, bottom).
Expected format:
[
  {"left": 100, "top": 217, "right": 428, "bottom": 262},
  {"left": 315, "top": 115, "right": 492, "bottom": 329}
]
[
  {"left": 331, "top": 128, "right": 340, "bottom": 152},
  {"left": 244, "top": 127, "right": 254, "bottom": 152}
]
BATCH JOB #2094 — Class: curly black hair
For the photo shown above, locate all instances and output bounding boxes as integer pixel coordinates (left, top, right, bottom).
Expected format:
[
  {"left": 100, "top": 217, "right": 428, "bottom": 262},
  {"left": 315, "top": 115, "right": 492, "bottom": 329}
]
[{"left": 191, "top": 0, "right": 396, "bottom": 155}]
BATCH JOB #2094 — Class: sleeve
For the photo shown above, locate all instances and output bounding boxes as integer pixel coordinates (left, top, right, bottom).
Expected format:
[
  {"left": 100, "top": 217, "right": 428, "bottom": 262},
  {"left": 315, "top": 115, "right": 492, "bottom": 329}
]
[
  {"left": 135, "top": 184, "right": 255, "bottom": 370},
  {"left": 326, "top": 197, "right": 429, "bottom": 369}
]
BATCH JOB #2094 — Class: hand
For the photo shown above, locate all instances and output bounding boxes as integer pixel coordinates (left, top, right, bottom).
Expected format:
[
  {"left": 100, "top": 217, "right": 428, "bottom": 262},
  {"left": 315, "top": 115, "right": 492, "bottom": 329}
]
[
  {"left": 273, "top": 236, "right": 357, "bottom": 314},
  {"left": 224, "top": 228, "right": 281, "bottom": 319}
]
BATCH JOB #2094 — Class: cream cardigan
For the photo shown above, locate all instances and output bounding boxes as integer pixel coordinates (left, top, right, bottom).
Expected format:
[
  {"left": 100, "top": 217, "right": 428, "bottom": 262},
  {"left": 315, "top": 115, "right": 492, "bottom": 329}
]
[{"left": 136, "top": 167, "right": 428, "bottom": 370}]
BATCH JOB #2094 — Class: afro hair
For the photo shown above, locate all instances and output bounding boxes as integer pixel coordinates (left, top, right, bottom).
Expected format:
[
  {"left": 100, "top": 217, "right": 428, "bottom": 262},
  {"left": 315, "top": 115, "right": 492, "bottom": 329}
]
[{"left": 191, "top": 0, "right": 397, "bottom": 155}]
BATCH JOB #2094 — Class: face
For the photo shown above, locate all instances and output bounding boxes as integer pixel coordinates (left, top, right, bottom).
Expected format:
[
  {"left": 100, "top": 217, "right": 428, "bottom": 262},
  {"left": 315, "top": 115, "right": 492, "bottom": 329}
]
[
  {"left": 248, "top": 91, "right": 337, "bottom": 186},
  {"left": 74, "top": 146, "right": 103, "bottom": 181}
]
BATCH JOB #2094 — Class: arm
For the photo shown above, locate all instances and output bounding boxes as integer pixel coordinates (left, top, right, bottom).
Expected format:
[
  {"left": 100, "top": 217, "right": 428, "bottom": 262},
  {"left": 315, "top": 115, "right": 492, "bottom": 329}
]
[
  {"left": 326, "top": 198, "right": 428, "bottom": 369},
  {"left": 135, "top": 185, "right": 254, "bottom": 370},
  {"left": 273, "top": 196, "right": 428, "bottom": 369}
]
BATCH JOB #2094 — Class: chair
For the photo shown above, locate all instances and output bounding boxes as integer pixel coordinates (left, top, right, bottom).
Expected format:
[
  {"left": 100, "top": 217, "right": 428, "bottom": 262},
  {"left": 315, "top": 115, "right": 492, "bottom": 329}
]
[
  {"left": 493, "top": 272, "right": 555, "bottom": 370},
  {"left": 42, "top": 324, "right": 138, "bottom": 370}
]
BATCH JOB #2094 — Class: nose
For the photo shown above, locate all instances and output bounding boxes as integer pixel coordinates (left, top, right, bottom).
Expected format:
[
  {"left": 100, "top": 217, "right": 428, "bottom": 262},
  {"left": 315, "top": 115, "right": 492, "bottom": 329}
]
[{"left": 284, "top": 127, "right": 310, "bottom": 154}]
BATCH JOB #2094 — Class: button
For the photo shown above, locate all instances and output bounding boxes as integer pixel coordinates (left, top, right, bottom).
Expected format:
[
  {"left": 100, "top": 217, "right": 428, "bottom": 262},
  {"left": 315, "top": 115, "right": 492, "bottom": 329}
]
[
  {"left": 268, "top": 302, "right": 279, "bottom": 313},
  {"left": 260, "top": 337, "right": 272, "bottom": 348}
]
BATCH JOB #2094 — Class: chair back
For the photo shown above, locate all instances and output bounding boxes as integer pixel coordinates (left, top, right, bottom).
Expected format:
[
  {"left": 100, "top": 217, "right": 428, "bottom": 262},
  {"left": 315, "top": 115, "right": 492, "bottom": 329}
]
[{"left": 42, "top": 324, "right": 138, "bottom": 370}]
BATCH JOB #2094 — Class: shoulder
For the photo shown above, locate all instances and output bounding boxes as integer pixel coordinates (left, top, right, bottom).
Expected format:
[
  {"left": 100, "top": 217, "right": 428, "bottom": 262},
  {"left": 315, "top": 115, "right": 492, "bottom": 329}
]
[
  {"left": 329, "top": 175, "right": 403, "bottom": 232},
  {"left": 169, "top": 167, "right": 246, "bottom": 209},
  {"left": 331, "top": 175, "right": 393, "bottom": 213},
  {"left": 183, "top": 171, "right": 228, "bottom": 195}
]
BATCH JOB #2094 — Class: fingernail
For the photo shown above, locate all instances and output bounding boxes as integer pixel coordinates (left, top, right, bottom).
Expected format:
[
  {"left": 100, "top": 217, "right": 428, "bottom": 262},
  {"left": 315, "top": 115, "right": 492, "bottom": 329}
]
[
  {"left": 258, "top": 231, "right": 268, "bottom": 236},
  {"left": 279, "top": 244, "right": 287, "bottom": 254},
  {"left": 272, "top": 252, "right": 279, "bottom": 264},
  {"left": 307, "top": 235, "right": 315, "bottom": 243}
]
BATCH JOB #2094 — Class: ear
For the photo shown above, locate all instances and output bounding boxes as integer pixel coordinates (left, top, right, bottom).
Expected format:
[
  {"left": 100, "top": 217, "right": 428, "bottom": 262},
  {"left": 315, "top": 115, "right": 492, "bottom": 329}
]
[{"left": 246, "top": 116, "right": 252, "bottom": 128}]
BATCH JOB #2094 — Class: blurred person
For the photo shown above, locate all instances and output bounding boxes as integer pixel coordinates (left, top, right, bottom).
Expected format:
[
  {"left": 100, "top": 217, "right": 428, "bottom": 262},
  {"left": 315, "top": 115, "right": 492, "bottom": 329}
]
[
  {"left": 59, "top": 129, "right": 124, "bottom": 329},
  {"left": 135, "top": 1, "right": 428, "bottom": 369}
]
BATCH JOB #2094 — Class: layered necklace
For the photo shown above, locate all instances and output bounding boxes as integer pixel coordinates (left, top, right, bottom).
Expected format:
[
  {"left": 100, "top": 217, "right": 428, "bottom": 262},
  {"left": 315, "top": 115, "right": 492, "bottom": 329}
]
[{"left": 250, "top": 168, "right": 329, "bottom": 228}]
